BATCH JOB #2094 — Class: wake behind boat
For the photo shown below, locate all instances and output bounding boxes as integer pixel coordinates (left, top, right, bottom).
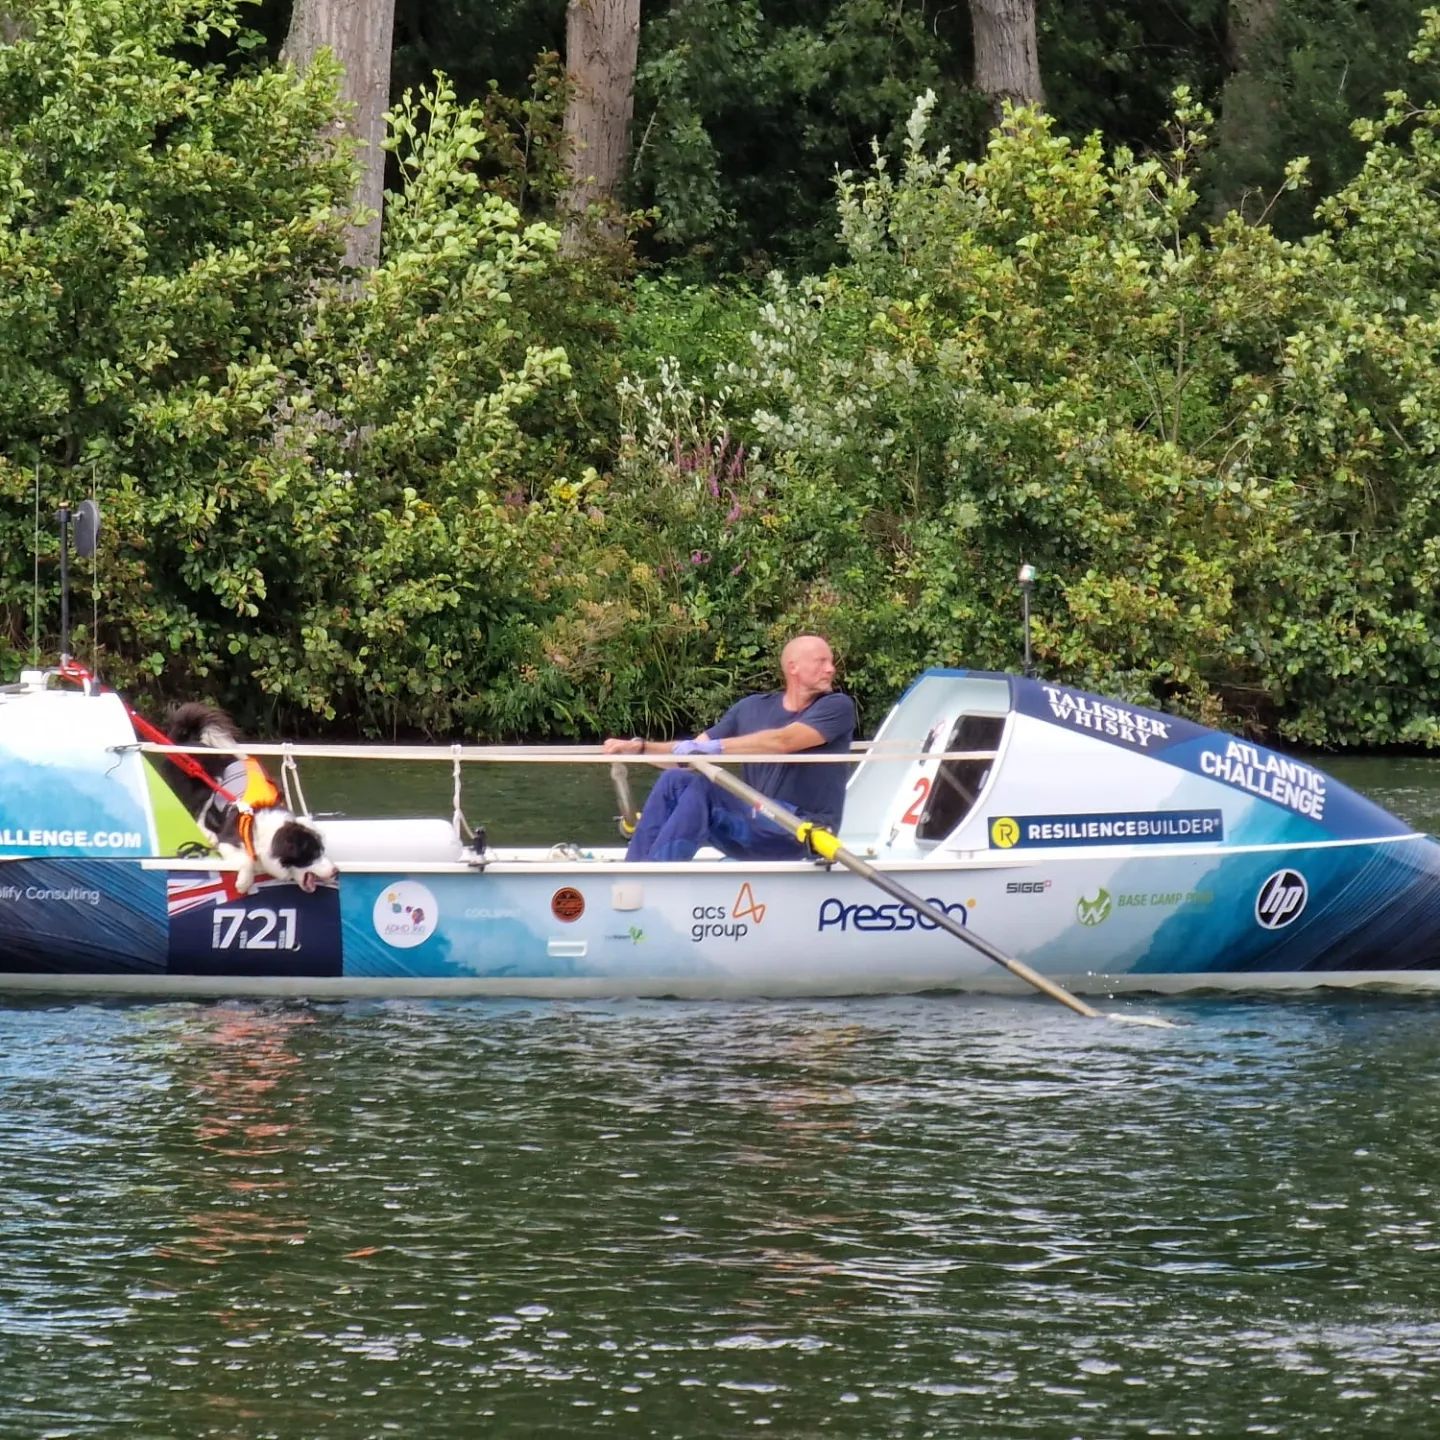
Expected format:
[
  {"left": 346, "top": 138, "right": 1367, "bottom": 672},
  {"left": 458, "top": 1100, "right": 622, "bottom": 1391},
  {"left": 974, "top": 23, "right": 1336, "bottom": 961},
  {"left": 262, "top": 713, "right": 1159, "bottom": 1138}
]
[{"left": 0, "top": 661, "right": 1437, "bottom": 999}]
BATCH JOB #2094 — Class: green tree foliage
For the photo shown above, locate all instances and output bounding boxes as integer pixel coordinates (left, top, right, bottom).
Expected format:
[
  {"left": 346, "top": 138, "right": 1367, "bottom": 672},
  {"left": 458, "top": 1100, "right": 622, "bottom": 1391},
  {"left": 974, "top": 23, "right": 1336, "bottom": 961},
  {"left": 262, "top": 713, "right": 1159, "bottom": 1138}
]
[
  {"left": 1205, "top": 0, "right": 1435, "bottom": 235},
  {"left": 631, "top": 0, "right": 979, "bottom": 273},
  {"left": 1039, "top": 0, "right": 1229, "bottom": 157},
  {"left": 598, "top": 59, "right": 1440, "bottom": 745},
  {"left": 4, "top": 0, "right": 1440, "bottom": 749},
  {"left": 0, "top": 2, "right": 589, "bottom": 737},
  {"left": 237, "top": 0, "right": 1440, "bottom": 277},
  {"left": 0, "top": 0, "right": 354, "bottom": 693},
  {"left": 392, "top": 0, "right": 564, "bottom": 104},
  {"left": 222, "top": 77, "right": 576, "bottom": 734}
]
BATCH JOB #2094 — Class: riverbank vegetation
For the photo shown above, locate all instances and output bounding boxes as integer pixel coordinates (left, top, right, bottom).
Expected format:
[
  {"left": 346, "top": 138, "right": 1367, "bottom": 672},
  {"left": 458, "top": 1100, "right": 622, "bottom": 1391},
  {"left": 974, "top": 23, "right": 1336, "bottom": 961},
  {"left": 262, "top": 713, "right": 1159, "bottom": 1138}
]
[{"left": 1, "top": 0, "right": 1438, "bottom": 747}]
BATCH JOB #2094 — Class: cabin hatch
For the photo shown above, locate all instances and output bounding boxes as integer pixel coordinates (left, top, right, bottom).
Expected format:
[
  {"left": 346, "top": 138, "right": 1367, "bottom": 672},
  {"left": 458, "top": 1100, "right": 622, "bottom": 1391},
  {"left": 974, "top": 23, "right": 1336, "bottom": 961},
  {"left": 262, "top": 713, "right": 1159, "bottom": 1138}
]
[{"left": 916, "top": 713, "right": 1006, "bottom": 842}]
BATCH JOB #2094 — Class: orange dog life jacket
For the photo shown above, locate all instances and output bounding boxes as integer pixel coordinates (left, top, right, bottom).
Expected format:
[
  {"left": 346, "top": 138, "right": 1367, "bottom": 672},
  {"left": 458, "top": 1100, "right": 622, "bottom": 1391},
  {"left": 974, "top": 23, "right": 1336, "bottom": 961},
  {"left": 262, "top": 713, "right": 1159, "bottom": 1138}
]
[{"left": 214, "top": 756, "right": 281, "bottom": 860}]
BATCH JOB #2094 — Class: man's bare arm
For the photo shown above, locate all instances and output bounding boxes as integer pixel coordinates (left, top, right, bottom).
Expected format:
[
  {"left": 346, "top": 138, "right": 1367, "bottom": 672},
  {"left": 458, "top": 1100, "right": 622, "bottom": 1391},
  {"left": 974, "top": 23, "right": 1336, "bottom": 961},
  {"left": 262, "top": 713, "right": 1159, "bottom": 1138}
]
[{"left": 696, "top": 722, "right": 827, "bottom": 754}]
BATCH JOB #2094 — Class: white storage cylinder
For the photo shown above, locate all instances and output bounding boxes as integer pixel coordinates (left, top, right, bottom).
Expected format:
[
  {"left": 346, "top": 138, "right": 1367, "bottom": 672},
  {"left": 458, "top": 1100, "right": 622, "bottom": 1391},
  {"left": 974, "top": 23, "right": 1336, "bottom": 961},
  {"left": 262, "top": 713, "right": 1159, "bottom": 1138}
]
[{"left": 316, "top": 817, "right": 464, "bottom": 864}]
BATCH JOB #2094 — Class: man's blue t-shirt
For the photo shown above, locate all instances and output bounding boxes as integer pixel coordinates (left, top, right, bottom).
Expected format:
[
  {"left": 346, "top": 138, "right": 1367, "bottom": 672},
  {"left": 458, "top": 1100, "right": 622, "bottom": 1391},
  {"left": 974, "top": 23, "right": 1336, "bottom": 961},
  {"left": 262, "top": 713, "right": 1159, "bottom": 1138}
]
[{"left": 706, "top": 691, "right": 856, "bottom": 829}]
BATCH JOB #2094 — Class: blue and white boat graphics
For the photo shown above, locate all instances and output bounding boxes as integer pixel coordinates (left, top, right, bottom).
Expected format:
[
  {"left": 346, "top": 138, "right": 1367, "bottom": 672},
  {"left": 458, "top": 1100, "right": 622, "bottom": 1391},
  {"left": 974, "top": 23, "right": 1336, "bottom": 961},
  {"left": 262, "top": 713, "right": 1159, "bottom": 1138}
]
[{"left": 0, "top": 666, "right": 1435, "bottom": 998}]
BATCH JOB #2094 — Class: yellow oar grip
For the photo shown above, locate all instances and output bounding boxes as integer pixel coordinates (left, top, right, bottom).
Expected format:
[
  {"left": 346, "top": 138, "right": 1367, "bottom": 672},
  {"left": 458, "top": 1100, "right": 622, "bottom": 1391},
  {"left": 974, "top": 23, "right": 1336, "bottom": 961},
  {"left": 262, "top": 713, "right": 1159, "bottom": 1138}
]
[{"left": 794, "top": 821, "right": 842, "bottom": 862}]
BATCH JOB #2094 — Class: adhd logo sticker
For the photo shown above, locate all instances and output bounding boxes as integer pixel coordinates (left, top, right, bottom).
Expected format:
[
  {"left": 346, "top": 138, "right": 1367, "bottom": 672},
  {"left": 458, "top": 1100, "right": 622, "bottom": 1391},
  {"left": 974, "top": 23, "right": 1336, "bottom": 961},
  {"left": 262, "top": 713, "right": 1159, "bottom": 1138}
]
[
  {"left": 1255, "top": 869, "right": 1307, "bottom": 930},
  {"left": 373, "top": 881, "right": 439, "bottom": 949}
]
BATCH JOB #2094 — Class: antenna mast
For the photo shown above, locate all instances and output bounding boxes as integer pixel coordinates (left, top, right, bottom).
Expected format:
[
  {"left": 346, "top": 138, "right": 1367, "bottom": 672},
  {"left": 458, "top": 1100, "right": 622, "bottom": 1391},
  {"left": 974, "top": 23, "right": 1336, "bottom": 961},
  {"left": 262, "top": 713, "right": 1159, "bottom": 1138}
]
[
  {"left": 1018, "top": 563, "right": 1036, "bottom": 678},
  {"left": 55, "top": 498, "right": 101, "bottom": 671}
]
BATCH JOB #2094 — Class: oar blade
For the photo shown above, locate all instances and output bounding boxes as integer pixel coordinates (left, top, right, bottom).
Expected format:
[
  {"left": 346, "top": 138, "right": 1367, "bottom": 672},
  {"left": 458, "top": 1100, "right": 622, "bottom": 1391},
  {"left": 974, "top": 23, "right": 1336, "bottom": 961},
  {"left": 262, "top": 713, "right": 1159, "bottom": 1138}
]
[{"left": 1107, "top": 1013, "right": 1179, "bottom": 1029}]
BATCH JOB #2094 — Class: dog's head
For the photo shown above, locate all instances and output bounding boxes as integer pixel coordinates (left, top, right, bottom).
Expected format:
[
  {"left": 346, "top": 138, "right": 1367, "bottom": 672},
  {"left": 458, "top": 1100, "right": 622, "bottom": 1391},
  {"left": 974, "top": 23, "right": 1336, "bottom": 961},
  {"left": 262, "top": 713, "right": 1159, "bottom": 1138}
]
[{"left": 259, "top": 814, "right": 339, "bottom": 893}]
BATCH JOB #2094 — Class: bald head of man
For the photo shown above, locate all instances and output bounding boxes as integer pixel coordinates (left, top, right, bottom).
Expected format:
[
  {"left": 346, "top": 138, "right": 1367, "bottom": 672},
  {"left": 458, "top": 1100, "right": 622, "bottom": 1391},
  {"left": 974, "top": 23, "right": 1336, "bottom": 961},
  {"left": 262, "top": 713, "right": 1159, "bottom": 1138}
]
[{"left": 781, "top": 635, "right": 837, "bottom": 708}]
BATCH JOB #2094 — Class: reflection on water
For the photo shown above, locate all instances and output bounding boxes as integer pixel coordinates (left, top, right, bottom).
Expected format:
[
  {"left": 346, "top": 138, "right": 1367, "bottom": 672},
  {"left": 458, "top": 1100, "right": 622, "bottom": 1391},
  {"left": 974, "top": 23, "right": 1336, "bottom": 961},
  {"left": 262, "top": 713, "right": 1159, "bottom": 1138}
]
[
  {"left": 4, "top": 993, "right": 1440, "bottom": 1436},
  {"left": 165, "top": 1007, "right": 315, "bottom": 1262}
]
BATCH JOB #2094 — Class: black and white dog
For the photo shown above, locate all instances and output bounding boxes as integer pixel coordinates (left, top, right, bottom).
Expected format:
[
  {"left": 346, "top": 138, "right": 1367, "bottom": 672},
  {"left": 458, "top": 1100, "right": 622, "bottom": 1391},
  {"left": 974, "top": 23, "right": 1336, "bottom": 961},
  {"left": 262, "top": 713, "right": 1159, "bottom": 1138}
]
[{"left": 164, "top": 702, "right": 338, "bottom": 895}]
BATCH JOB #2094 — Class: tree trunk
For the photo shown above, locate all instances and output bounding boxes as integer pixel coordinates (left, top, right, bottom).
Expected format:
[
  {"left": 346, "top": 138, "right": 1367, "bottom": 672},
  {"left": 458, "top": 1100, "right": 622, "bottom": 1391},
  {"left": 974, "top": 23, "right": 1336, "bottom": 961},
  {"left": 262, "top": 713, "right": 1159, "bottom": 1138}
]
[
  {"left": 561, "top": 0, "right": 641, "bottom": 253},
  {"left": 1210, "top": 0, "right": 1283, "bottom": 217},
  {"left": 283, "top": 0, "right": 397, "bottom": 272},
  {"left": 970, "top": 0, "right": 1043, "bottom": 128}
]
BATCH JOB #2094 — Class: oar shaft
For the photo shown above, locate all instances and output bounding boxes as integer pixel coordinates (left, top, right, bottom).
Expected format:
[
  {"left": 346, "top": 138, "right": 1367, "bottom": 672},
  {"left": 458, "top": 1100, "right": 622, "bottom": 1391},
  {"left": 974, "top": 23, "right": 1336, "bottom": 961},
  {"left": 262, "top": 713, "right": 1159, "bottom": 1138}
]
[
  {"left": 685, "top": 756, "right": 1102, "bottom": 1021},
  {"left": 837, "top": 850, "right": 1100, "bottom": 1019},
  {"left": 609, "top": 760, "right": 640, "bottom": 837}
]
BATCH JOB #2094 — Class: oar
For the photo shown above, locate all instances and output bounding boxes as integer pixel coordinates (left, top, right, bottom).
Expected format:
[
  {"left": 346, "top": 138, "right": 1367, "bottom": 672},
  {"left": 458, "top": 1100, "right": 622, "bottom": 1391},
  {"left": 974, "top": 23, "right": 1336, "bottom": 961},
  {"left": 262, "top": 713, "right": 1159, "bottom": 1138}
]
[
  {"left": 683, "top": 756, "right": 1174, "bottom": 1029},
  {"left": 610, "top": 761, "right": 641, "bottom": 837}
]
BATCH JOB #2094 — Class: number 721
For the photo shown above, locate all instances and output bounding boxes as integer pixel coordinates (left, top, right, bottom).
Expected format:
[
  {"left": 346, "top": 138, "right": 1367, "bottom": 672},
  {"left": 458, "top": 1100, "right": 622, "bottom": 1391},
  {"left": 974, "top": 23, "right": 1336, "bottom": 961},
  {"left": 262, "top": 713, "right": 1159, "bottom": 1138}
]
[{"left": 210, "top": 907, "right": 298, "bottom": 951}]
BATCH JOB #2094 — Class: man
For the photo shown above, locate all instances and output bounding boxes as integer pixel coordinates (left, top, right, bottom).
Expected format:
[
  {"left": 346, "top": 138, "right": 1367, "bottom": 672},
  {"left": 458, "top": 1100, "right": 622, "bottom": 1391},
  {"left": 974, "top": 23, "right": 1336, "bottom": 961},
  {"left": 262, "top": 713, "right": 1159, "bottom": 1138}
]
[{"left": 602, "top": 635, "right": 856, "bottom": 861}]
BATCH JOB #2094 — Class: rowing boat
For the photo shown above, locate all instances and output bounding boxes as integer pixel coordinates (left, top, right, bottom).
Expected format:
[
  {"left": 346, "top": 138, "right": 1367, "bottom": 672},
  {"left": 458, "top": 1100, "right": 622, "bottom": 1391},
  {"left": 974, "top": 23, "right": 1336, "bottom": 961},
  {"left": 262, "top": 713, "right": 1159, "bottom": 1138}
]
[{"left": 0, "top": 661, "right": 1436, "bottom": 1000}]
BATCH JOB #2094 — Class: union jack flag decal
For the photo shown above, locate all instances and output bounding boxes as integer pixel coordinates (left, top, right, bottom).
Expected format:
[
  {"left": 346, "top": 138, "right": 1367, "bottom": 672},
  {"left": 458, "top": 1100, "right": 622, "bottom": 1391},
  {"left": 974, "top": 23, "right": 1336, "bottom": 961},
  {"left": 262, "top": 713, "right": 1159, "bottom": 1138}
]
[{"left": 166, "top": 872, "right": 286, "bottom": 914}]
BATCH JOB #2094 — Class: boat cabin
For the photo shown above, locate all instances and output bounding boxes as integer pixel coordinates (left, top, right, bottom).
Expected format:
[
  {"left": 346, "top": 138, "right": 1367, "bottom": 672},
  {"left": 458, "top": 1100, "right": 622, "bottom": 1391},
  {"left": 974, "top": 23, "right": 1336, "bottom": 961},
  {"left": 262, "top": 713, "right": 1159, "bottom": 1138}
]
[{"left": 839, "top": 669, "right": 1412, "bottom": 858}]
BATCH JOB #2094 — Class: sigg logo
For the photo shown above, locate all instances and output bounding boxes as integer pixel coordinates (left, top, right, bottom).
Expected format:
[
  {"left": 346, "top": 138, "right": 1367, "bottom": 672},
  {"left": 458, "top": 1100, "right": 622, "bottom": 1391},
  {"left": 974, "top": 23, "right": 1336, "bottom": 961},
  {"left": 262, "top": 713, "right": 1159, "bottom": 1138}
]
[
  {"left": 1256, "top": 869, "right": 1307, "bottom": 930},
  {"left": 373, "top": 881, "right": 438, "bottom": 949},
  {"left": 1005, "top": 880, "right": 1051, "bottom": 895},
  {"left": 817, "top": 896, "right": 970, "bottom": 933}
]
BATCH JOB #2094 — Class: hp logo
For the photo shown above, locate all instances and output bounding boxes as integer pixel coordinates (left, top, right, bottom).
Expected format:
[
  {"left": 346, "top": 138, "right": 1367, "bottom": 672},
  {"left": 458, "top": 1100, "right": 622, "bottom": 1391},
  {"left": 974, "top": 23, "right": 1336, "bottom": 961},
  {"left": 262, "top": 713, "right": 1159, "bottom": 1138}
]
[{"left": 1255, "top": 869, "right": 1308, "bottom": 930}]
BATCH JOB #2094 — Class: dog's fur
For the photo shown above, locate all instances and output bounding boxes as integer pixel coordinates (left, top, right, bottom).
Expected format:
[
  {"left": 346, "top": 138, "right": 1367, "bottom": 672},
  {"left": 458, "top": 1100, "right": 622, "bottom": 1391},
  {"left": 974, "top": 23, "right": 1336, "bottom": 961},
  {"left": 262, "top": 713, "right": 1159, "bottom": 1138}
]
[{"left": 163, "top": 702, "right": 338, "bottom": 895}]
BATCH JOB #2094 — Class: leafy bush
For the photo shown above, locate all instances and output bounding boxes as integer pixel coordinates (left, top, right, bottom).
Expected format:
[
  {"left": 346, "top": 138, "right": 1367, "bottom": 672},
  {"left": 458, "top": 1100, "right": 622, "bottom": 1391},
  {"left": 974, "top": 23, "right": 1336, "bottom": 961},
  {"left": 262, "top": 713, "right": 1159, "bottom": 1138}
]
[
  {"left": 589, "top": 63, "right": 1440, "bottom": 745},
  {"left": 4, "top": 0, "right": 1440, "bottom": 750},
  {"left": 0, "top": 0, "right": 353, "bottom": 705},
  {"left": 0, "top": 14, "right": 596, "bottom": 738}
]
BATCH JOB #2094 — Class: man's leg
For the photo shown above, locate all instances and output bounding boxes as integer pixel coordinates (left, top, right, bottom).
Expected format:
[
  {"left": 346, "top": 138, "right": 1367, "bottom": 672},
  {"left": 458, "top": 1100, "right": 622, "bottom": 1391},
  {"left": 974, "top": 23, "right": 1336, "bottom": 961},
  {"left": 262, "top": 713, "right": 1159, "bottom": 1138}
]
[
  {"left": 627, "top": 772, "right": 808, "bottom": 862},
  {"left": 709, "top": 797, "right": 808, "bottom": 861},
  {"left": 625, "top": 770, "right": 717, "bottom": 861}
]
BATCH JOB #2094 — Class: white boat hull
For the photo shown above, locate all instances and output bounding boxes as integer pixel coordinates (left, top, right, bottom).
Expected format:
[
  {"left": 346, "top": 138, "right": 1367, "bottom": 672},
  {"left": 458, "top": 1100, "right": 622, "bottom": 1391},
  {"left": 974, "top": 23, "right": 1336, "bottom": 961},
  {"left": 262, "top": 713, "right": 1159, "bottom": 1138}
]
[{"left": 1, "top": 832, "right": 1437, "bottom": 998}]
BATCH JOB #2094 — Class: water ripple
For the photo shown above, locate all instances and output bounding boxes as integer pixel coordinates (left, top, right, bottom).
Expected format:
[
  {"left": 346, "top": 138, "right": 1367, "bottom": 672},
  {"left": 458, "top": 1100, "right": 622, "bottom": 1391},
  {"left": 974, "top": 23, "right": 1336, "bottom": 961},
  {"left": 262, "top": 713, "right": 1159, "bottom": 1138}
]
[{"left": 3, "top": 992, "right": 1440, "bottom": 1436}]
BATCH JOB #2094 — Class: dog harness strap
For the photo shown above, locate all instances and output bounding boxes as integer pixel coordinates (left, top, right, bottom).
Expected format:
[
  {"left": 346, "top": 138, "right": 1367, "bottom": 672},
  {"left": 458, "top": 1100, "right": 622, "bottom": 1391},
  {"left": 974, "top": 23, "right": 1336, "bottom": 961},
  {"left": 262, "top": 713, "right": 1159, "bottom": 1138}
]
[
  {"left": 218, "top": 758, "right": 249, "bottom": 802},
  {"left": 219, "top": 756, "right": 279, "bottom": 812},
  {"left": 217, "top": 757, "right": 280, "bottom": 861}
]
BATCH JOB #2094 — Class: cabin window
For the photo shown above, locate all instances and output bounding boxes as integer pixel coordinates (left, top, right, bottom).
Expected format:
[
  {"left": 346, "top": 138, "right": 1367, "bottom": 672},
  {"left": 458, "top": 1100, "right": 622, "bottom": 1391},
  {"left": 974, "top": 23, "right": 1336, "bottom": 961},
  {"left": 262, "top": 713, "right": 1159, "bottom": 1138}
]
[{"left": 916, "top": 713, "right": 1005, "bottom": 841}]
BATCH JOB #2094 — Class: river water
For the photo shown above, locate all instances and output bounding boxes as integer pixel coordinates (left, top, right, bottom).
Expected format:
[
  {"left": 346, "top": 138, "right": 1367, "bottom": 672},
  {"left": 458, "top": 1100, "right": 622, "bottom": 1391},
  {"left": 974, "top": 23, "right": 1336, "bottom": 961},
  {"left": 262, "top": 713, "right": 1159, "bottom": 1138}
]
[{"left": 3, "top": 756, "right": 1440, "bottom": 1438}]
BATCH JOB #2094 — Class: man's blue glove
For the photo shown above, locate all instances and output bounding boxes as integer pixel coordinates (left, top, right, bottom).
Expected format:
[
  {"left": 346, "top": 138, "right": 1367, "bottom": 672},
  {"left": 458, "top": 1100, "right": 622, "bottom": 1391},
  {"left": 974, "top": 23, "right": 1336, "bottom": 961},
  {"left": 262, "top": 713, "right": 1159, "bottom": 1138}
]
[{"left": 673, "top": 737, "right": 723, "bottom": 756}]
